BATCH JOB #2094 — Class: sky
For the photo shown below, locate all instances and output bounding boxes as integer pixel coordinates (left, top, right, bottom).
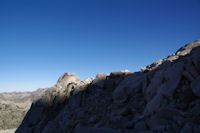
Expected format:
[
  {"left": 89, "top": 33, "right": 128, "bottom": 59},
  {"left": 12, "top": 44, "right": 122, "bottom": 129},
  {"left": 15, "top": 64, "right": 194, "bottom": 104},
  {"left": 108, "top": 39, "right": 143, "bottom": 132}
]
[{"left": 0, "top": 0, "right": 200, "bottom": 92}]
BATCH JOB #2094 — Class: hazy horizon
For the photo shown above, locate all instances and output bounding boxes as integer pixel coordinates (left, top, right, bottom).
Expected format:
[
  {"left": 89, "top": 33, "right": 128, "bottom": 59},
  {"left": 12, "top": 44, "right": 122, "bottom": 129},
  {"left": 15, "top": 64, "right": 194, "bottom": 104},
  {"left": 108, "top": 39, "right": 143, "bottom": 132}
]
[{"left": 0, "top": 0, "right": 200, "bottom": 92}]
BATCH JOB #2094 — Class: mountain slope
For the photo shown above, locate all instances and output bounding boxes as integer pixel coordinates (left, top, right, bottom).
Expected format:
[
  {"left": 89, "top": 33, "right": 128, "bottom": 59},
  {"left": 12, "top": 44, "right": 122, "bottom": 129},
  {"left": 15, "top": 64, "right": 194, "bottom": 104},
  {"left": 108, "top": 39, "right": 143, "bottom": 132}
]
[
  {"left": 0, "top": 89, "right": 46, "bottom": 131},
  {"left": 16, "top": 40, "right": 200, "bottom": 133},
  {"left": 0, "top": 92, "right": 32, "bottom": 130}
]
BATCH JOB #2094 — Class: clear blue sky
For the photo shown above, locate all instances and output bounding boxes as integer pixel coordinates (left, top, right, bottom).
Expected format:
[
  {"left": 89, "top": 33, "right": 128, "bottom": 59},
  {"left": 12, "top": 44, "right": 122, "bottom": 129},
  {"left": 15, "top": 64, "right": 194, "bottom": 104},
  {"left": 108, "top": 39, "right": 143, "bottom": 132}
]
[{"left": 0, "top": 0, "right": 200, "bottom": 92}]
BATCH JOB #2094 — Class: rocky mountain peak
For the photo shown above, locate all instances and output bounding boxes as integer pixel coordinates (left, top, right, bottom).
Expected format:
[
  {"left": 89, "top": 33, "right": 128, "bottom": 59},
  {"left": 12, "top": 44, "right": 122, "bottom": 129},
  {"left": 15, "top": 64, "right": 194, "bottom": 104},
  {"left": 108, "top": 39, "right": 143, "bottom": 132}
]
[
  {"left": 56, "top": 72, "right": 80, "bottom": 90},
  {"left": 176, "top": 40, "right": 200, "bottom": 56},
  {"left": 16, "top": 40, "right": 200, "bottom": 133}
]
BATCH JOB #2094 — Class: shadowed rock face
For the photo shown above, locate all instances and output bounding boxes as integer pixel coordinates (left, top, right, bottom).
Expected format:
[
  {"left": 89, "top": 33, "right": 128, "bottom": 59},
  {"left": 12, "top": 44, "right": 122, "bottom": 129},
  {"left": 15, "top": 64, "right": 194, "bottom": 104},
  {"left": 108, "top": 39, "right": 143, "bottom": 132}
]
[{"left": 16, "top": 40, "right": 200, "bottom": 133}]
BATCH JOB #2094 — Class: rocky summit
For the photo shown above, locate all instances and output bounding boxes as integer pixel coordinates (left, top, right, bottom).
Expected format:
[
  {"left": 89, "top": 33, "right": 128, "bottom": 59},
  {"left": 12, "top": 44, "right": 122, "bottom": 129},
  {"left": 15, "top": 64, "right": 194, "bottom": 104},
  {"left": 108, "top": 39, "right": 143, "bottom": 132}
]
[{"left": 16, "top": 40, "right": 200, "bottom": 133}]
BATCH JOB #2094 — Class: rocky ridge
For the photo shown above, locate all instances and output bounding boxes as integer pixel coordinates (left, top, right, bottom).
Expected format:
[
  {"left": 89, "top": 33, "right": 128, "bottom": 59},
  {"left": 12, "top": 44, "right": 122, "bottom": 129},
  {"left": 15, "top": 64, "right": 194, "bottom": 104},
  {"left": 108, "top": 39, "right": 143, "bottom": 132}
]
[{"left": 17, "top": 40, "right": 200, "bottom": 133}]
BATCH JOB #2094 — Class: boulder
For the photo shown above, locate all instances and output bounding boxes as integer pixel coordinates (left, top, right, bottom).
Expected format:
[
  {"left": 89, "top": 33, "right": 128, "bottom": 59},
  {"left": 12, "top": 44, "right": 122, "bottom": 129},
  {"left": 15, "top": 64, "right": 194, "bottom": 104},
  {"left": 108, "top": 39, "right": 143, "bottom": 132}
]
[
  {"left": 190, "top": 76, "right": 200, "bottom": 97},
  {"left": 183, "top": 71, "right": 194, "bottom": 81},
  {"left": 91, "top": 73, "right": 107, "bottom": 88},
  {"left": 166, "top": 55, "right": 179, "bottom": 62},
  {"left": 144, "top": 92, "right": 165, "bottom": 116},
  {"left": 144, "top": 70, "right": 164, "bottom": 101},
  {"left": 160, "top": 62, "right": 183, "bottom": 97},
  {"left": 56, "top": 72, "right": 80, "bottom": 90},
  {"left": 74, "top": 126, "right": 120, "bottom": 133},
  {"left": 192, "top": 49, "right": 200, "bottom": 73},
  {"left": 104, "top": 79, "right": 115, "bottom": 90},
  {"left": 145, "top": 59, "right": 163, "bottom": 70},
  {"left": 134, "top": 121, "right": 147, "bottom": 131},
  {"left": 185, "top": 64, "right": 199, "bottom": 79},
  {"left": 112, "top": 72, "right": 144, "bottom": 104},
  {"left": 176, "top": 40, "right": 200, "bottom": 56},
  {"left": 180, "top": 123, "right": 193, "bottom": 133}
]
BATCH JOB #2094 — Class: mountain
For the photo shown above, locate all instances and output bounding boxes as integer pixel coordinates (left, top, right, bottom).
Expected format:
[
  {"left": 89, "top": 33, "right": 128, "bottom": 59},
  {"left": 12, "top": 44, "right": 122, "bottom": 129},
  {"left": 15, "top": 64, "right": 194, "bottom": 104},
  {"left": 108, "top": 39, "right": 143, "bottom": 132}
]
[
  {"left": 16, "top": 40, "right": 200, "bottom": 133},
  {"left": 0, "top": 89, "right": 46, "bottom": 132}
]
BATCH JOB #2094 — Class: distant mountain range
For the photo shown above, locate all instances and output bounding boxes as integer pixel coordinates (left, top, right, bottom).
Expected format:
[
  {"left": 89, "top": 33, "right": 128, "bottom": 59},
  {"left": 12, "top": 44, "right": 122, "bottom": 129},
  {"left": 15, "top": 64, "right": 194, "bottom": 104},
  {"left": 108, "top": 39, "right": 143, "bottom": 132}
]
[{"left": 0, "top": 89, "right": 46, "bottom": 132}]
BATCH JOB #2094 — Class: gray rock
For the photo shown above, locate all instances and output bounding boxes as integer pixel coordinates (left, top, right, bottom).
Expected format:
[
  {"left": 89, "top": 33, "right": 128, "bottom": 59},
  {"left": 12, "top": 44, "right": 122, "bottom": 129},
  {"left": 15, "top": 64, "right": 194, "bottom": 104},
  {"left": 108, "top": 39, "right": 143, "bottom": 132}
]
[
  {"left": 125, "top": 120, "right": 135, "bottom": 129},
  {"left": 183, "top": 71, "right": 195, "bottom": 81},
  {"left": 193, "top": 125, "right": 200, "bottom": 133},
  {"left": 73, "top": 81, "right": 89, "bottom": 95},
  {"left": 139, "top": 131, "right": 154, "bottom": 133},
  {"left": 74, "top": 126, "right": 120, "bottom": 133},
  {"left": 89, "top": 116, "right": 97, "bottom": 124},
  {"left": 15, "top": 41, "right": 200, "bottom": 133},
  {"left": 134, "top": 121, "right": 147, "bottom": 131},
  {"left": 191, "top": 76, "right": 200, "bottom": 97},
  {"left": 173, "top": 115, "right": 184, "bottom": 127},
  {"left": 104, "top": 79, "right": 115, "bottom": 90},
  {"left": 42, "top": 121, "right": 56, "bottom": 133},
  {"left": 16, "top": 126, "right": 32, "bottom": 133},
  {"left": 96, "top": 73, "right": 108, "bottom": 79},
  {"left": 111, "top": 107, "right": 133, "bottom": 116},
  {"left": 176, "top": 40, "right": 200, "bottom": 56},
  {"left": 192, "top": 49, "right": 200, "bottom": 73},
  {"left": 144, "top": 92, "right": 165, "bottom": 116},
  {"left": 110, "top": 70, "right": 132, "bottom": 78},
  {"left": 180, "top": 123, "right": 193, "bottom": 133},
  {"left": 156, "top": 108, "right": 180, "bottom": 121},
  {"left": 56, "top": 72, "right": 80, "bottom": 90},
  {"left": 144, "top": 69, "right": 164, "bottom": 101},
  {"left": 146, "top": 114, "right": 169, "bottom": 130},
  {"left": 113, "top": 72, "right": 144, "bottom": 104},
  {"left": 152, "top": 125, "right": 169, "bottom": 132},
  {"left": 161, "top": 62, "right": 183, "bottom": 97},
  {"left": 67, "top": 93, "right": 82, "bottom": 110},
  {"left": 91, "top": 73, "right": 107, "bottom": 88},
  {"left": 185, "top": 64, "right": 199, "bottom": 79},
  {"left": 166, "top": 55, "right": 179, "bottom": 62},
  {"left": 190, "top": 104, "right": 200, "bottom": 115},
  {"left": 145, "top": 59, "right": 163, "bottom": 70}
]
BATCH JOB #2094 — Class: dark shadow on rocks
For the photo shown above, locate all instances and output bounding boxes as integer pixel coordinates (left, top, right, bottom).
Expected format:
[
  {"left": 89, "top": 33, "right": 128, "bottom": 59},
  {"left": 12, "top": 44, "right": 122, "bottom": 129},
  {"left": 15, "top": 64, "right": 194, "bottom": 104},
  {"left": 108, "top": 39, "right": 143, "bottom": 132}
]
[{"left": 16, "top": 40, "right": 200, "bottom": 133}]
